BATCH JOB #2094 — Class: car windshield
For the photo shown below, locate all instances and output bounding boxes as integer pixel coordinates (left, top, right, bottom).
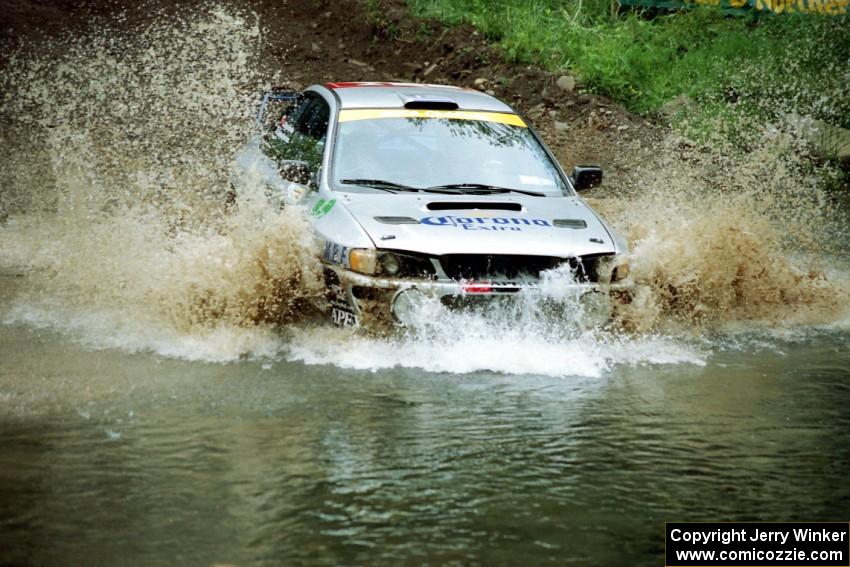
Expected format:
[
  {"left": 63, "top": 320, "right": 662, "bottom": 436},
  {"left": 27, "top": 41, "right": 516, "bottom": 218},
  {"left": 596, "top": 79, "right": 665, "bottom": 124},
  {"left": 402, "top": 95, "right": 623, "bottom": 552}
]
[{"left": 332, "top": 110, "right": 567, "bottom": 195}]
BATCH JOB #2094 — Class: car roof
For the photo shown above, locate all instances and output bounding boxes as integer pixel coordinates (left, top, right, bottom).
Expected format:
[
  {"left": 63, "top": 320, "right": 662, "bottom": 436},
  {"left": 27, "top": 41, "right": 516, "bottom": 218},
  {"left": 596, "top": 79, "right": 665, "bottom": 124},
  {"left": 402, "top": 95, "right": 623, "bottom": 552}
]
[{"left": 322, "top": 81, "right": 515, "bottom": 113}]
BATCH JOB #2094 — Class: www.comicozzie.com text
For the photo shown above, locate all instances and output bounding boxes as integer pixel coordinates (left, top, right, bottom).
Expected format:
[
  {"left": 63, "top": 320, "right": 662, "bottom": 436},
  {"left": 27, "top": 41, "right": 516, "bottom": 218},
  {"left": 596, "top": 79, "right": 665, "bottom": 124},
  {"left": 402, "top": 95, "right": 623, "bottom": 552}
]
[{"left": 669, "top": 527, "right": 848, "bottom": 546}]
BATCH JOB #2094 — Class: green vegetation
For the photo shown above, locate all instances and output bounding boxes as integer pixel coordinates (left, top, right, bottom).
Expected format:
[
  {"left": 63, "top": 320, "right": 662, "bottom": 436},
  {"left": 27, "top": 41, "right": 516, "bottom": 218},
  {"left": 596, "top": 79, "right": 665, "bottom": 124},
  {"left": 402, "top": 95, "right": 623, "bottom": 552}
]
[
  {"left": 408, "top": 0, "right": 850, "bottom": 136},
  {"left": 365, "top": 0, "right": 402, "bottom": 40}
]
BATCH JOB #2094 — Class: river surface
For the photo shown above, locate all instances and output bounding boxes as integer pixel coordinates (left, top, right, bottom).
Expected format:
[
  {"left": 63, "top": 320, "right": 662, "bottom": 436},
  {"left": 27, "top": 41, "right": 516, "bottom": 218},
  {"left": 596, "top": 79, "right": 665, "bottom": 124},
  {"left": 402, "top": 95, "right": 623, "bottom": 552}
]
[{"left": 1, "top": 276, "right": 849, "bottom": 566}]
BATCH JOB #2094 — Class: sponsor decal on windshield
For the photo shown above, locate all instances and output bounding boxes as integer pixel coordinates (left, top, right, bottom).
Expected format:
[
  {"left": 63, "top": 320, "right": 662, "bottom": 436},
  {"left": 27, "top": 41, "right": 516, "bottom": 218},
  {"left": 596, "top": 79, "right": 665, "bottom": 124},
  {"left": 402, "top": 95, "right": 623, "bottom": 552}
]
[
  {"left": 338, "top": 108, "right": 527, "bottom": 127},
  {"left": 420, "top": 215, "right": 551, "bottom": 231}
]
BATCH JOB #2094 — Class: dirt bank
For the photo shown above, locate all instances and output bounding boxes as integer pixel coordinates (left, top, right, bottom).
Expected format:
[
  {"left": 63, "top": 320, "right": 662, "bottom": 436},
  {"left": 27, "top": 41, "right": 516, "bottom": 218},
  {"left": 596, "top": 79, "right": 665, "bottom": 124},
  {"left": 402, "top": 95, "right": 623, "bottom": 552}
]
[{"left": 0, "top": 0, "right": 664, "bottom": 187}]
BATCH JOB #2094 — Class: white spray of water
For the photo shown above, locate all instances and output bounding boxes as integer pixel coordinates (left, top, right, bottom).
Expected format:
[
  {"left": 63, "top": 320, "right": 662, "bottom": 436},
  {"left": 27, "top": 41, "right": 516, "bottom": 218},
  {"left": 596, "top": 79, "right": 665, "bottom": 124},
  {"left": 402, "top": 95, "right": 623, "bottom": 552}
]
[
  {"left": 0, "top": 7, "right": 323, "bottom": 362},
  {"left": 0, "top": 5, "right": 848, "bottom": 374},
  {"left": 286, "top": 294, "right": 705, "bottom": 378}
]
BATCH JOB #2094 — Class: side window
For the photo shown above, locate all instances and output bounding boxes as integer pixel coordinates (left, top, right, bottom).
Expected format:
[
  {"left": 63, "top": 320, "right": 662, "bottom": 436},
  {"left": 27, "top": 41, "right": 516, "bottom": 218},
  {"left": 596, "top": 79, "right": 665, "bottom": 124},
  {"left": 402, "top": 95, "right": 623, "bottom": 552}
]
[
  {"left": 266, "top": 94, "right": 308, "bottom": 142},
  {"left": 298, "top": 99, "right": 330, "bottom": 140},
  {"left": 265, "top": 94, "right": 330, "bottom": 174},
  {"left": 290, "top": 97, "right": 330, "bottom": 172}
]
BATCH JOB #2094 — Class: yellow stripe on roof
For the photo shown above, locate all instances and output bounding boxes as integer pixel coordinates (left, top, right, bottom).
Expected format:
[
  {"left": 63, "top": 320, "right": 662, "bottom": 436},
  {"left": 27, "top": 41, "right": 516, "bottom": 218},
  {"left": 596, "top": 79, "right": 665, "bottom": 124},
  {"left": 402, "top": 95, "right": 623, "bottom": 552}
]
[{"left": 338, "top": 108, "right": 527, "bottom": 127}]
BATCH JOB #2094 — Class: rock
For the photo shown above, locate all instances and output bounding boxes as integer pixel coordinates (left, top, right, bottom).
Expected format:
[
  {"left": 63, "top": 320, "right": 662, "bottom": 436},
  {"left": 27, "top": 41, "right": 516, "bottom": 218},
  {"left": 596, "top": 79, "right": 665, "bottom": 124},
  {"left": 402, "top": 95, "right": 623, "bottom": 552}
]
[
  {"left": 349, "top": 59, "right": 368, "bottom": 68},
  {"left": 617, "top": 124, "right": 629, "bottom": 131},
  {"left": 528, "top": 103, "right": 545, "bottom": 118},
  {"left": 786, "top": 114, "right": 850, "bottom": 162},
  {"left": 556, "top": 75, "right": 576, "bottom": 92},
  {"left": 422, "top": 63, "right": 438, "bottom": 78},
  {"left": 485, "top": 89, "right": 495, "bottom": 96},
  {"left": 659, "top": 95, "right": 694, "bottom": 120},
  {"left": 311, "top": 42, "right": 321, "bottom": 53},
  {"left": 473, "top": 77, "right": 488, "bottom": 87},
  {"left": 554, "top": 121, "right": 569, "bottom": 131}
]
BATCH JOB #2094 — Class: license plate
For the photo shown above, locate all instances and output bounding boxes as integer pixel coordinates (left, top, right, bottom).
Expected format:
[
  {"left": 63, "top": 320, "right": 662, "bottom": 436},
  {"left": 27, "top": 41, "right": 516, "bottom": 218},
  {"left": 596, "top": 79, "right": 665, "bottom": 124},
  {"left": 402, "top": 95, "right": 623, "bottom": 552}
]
[{"left": 331, "top": 307, "right": 358, "bottom": 327}]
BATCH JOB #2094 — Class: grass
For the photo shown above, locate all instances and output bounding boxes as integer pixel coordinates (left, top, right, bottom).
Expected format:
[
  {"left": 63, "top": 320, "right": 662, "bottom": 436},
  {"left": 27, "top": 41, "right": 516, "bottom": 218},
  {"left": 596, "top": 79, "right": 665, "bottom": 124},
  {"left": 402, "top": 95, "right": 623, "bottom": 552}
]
[
  {"left": 407, "top": 0, "right": 850, "bottom": 135},
  {"left": 365, "top": 0, "right": 402, "bottom": 40}
]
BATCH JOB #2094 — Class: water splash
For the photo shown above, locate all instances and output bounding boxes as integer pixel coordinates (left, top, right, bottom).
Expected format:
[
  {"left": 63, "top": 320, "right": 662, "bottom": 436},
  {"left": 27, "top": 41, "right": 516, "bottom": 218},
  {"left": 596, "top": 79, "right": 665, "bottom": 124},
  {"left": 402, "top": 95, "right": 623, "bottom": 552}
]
[
  {"left": 0, "top": 5, "right": 847, "bottom": 372},
  {"left": 286, "top": 293, "right": 706, "bottom": 378},
  {"left": 590, "top": 129, "right": 850, "bottom": 333},
  {"left": 0, "top": 6, "right": 323, "bottom": 361}
]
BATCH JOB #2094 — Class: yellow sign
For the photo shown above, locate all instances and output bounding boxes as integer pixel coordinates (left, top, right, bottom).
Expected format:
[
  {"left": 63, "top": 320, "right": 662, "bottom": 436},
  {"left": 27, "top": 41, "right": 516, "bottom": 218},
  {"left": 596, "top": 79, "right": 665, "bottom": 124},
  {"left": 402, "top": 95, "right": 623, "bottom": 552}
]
[
  {"left": 338, "top": 108, "right": 528, "bottom": 127},
  {"left": 620, "top": 0, "right": 847, "bottom": 13},
  {"left": 754, "top": 0, "right": 848, "bottom": 13}
]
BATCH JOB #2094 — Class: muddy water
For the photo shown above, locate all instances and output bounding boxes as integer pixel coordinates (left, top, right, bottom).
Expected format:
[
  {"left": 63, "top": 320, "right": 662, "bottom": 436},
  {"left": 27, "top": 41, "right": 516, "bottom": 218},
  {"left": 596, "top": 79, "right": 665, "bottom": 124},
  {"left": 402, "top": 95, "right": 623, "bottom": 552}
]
[
  {"left": 1, "top": 309, "right": 849, "bottom": 566},
  {"left": 1, "top": 5, "right": 850, "bottom": 566}
]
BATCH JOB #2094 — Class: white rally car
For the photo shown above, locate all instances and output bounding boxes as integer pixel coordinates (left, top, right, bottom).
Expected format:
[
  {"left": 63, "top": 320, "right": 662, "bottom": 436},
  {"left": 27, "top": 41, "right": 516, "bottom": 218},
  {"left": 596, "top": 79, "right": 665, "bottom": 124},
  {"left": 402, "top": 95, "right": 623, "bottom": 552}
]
[{"left": 239, "top": 81, "right": 631, "bottom": 327}]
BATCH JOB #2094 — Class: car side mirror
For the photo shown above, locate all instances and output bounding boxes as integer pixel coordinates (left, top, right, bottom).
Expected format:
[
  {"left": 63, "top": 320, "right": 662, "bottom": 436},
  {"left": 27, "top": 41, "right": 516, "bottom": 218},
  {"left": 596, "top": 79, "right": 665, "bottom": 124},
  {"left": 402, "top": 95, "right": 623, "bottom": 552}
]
[
  {"left": 570, "top": 165, "right": 603, "bottom": 190},
  {"left": 279, "top": 159, "right": 313, "bottom": 187}
]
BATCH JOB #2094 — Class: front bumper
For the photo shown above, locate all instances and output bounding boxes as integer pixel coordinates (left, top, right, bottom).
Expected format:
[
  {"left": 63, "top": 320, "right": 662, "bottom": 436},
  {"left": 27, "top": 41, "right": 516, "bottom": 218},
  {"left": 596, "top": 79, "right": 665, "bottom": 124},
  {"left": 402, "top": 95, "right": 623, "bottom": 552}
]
[{"left": 330, "top": 268, "right": 633, "bottom": 327}]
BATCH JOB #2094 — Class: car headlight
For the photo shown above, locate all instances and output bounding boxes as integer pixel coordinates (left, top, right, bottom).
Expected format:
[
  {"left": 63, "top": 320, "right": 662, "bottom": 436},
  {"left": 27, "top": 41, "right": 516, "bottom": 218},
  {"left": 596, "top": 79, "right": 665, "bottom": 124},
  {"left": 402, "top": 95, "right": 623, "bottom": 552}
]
[
  {"left": 349, "top": 248, "right": 378, "bottom": 275},
  {"left": 612, "top": 261, "right": 630, "bottom": 282},
  {"left": 379, "top": 252, "right": 401, "bottom": 276},
  {"left": 348, "top": 249, "right": 436, "bottom": 278}
]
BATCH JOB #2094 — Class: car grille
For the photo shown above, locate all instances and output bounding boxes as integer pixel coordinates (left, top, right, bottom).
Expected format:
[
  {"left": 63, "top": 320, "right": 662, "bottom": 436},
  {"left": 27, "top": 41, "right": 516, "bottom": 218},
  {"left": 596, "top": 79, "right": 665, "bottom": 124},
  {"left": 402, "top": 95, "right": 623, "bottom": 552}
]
[{"left": 438, "top": 254, "right": 567, "bottom": 281}]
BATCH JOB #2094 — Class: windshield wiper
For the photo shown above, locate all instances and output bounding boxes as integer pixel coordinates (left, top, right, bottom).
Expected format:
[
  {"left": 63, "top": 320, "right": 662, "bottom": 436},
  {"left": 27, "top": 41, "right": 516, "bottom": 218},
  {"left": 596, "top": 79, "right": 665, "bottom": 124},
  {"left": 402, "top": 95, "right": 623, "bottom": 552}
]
[
  {"left": 427, "top": 183, "right": 546, "bottom": 197},
  {"left": 420, "top": 187, "right": 465, "bottom": 195},
  {"left": 339, "top": 178, "right": 421, "bottom": 193}
]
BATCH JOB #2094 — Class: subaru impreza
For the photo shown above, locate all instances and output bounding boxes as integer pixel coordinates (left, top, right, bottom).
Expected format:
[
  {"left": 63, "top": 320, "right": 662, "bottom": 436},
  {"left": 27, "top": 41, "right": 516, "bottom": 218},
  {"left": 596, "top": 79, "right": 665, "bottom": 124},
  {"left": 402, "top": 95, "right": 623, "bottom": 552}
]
[{"left": 241, "top": 81, "right": 631, "bottom": 327}]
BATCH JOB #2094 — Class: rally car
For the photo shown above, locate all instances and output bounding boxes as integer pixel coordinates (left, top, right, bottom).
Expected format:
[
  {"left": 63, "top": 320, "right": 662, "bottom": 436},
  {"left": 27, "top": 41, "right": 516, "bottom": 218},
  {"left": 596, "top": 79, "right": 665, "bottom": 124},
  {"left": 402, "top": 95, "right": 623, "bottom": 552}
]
[{"left": 239, "top": 81, "right": 631, "bottom": 328}]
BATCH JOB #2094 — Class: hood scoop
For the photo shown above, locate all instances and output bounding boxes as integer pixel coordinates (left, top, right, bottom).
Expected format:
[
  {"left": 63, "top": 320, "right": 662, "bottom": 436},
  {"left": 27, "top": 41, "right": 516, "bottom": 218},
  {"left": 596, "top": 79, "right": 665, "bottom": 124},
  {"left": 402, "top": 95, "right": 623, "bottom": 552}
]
[
  {"left": 375, "top": 216, "right": 420, "bottom": 224},
  {"left": 427, "top": 202, "right": 522, "bottom": 212},
  {"left": 553, "top": 219, "right": 588, "bottom": 229}
]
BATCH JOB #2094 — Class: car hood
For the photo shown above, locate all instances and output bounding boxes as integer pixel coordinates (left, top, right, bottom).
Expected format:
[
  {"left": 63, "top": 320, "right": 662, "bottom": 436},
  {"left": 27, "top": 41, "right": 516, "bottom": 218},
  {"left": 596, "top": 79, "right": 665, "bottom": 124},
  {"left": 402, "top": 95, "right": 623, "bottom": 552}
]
[{"left": 337, "top": 193, "right": 617, "bottom": 257}]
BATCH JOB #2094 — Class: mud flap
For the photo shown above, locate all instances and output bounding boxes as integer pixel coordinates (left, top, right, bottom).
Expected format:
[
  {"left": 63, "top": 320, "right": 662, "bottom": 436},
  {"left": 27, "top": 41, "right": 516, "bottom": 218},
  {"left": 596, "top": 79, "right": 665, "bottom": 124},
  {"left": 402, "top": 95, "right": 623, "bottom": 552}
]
[
  {"left": 324, "top": 267, "right": 359, "bottom": 327},
  {"left": 331, "top": 306, "right": 359, "bottom": 327}
]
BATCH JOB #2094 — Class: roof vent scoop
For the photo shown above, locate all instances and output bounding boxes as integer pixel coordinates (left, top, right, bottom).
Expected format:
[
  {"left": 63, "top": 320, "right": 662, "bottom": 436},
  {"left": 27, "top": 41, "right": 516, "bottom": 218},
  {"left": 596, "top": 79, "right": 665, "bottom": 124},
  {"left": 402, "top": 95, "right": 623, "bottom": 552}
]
[{"left": 403, "top": 95, "right": 459, "bottom": 110}]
